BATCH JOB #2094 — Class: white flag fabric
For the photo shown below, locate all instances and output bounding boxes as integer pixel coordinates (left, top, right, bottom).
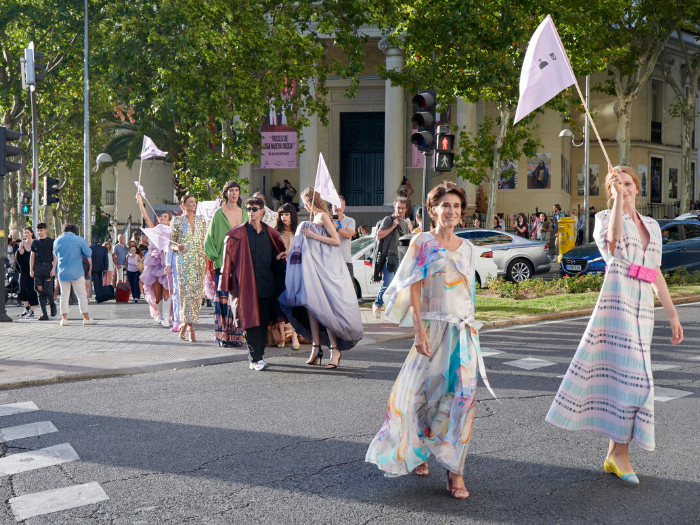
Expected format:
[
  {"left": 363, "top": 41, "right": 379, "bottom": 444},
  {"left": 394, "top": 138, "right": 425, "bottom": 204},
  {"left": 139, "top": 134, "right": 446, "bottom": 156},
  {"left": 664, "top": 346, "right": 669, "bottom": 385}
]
[
  {"left": 142, "top": 224, "right": 171, "bottom": 252},
  {"left": 140, "top": 135, "right": 168, "bottom": 160},
  {"left": 513, "top": 15, "right": 577, "bottom": 125},
  {"left": 196, "top": 199, "right": 221, "bottom": 225},
  {"left": 314, "top": 153, "right": 341, "bottom": 208}
]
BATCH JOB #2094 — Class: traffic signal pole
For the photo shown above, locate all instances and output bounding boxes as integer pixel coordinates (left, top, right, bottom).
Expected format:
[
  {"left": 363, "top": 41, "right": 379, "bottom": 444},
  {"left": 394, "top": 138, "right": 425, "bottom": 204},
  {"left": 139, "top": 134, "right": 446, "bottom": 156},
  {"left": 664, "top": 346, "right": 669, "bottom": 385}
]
[
  {"left": 421, "top": 152, "right": 432, "bottom": 231},
  {"left": 30, "top": 85, "right": 39, "bottom": 230},
  {"left": 0, "top": 175, "right": 10, "bottom": 322}
]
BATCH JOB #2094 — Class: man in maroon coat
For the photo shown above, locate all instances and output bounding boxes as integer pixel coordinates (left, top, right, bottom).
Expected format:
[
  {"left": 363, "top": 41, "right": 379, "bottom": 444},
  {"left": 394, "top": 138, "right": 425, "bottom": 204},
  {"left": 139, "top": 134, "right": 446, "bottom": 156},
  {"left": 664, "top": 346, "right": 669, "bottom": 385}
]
[{"left": 220, "top": 197, "right": 287, "bottom": 370}]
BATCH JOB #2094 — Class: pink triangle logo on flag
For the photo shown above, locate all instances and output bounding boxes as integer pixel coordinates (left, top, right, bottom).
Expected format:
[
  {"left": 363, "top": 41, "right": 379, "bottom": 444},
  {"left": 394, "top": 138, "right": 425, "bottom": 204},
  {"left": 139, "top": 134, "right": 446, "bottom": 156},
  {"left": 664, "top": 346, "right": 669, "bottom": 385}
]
[{"left": 141, "top": 135, "right": 168, "bottom": 160}]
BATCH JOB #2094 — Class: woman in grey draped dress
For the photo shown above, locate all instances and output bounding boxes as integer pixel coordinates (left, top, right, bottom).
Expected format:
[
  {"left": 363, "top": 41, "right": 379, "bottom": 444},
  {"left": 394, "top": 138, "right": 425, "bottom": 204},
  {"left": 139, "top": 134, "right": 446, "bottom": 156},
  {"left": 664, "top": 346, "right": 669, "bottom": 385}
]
[{"left": 280, "top": 187, "right": 363, "bottom": 369}]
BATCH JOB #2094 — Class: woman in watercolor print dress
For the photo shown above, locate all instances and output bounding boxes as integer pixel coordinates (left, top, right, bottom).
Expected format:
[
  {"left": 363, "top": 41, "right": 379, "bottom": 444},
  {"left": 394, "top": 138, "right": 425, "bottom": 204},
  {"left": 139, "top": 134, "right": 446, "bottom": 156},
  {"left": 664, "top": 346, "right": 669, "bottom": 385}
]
[
  {"left": 547, "top": 165, "right": 684, "bottom": 485},
  {"left": 366, "top": 181, "right": 497, "bottom": 500}
]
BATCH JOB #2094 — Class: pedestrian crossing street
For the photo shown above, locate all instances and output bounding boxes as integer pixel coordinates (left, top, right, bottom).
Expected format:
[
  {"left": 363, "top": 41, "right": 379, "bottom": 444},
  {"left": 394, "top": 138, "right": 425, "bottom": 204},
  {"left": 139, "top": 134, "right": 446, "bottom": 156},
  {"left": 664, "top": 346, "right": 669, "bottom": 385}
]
[{"left": 0, "top": 401, "right": 109, "bottom": 521}]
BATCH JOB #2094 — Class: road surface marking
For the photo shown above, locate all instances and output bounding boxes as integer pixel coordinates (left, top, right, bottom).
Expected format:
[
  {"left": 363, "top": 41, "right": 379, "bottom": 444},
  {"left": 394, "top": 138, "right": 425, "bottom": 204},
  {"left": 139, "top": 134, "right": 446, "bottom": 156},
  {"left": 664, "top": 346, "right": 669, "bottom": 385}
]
[
  {"left": 0, "top": 421, "right": 58, "bottom": 443},
  {"left": 0, "top": 443, "right": 79, "bottom": 476},
  {"left": 9, "top": 482, "right": 108, "bottom": 521},
  {"left": 655, "top": 387, "right": 693, "bottom": 403},
  {"left": 651, "top": 364, "right": 679, "bottom": 371},
  {"left": 0, "top": 402, "right": 39, "bottom": 417},
  {"left": 480, "top": 348, "right": 504, "bottom": 357},
  {"left": 504, "top": 357, "right": 557, "bottom": 370}
]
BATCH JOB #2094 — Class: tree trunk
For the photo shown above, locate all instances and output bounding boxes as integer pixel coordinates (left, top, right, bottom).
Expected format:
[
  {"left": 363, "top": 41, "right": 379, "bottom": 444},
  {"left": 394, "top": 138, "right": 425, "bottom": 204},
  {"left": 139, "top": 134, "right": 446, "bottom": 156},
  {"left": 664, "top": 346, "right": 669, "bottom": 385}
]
[
  {"left": 680, "top": 110, "right": 694, "bottom": 213},
  {"left": 486, "top": 105, "right": 511, "bottom": 228},
  {"left": 614, "top": 99, "right": 633, "bottom": 167}
]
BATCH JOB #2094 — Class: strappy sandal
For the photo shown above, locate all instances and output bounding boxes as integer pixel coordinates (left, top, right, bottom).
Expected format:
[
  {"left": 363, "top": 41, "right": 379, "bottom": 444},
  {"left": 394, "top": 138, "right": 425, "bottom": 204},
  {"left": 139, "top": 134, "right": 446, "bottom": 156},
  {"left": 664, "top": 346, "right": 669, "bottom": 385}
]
[
  {"left": 413, "top": 462, "right": 429, "bottom": 476},
  {"left": 446, "top": 472, "right": 469, "bottom": 499},
  {"left": 306, "top": 344, "right": 323, "bottom": 365},
  {"left": 326, "top": 346, "right": 341, "bottom": 370},
  {"left": 179, "top": 324, "right": 188, "bottom": 341}
]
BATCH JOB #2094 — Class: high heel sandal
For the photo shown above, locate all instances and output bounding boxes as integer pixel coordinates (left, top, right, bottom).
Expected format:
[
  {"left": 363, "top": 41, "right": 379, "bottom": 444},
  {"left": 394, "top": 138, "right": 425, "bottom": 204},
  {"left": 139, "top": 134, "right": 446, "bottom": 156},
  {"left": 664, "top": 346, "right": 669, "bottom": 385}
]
[
  {"left": 188, "top": 327, "right": 197, "bottom": 343},
  {"left": 446, "top": 472, "right": 469, "bottom": 499},
  {"left": 412, "top": 462, "right": 429, "bottom": 477},
  {"left": 326, "top": 346, "right": 341, "bottom": 370},
  {"left": 179, "top": 324, "right": 188, "bottom": 341},
  {"left": 306, "top": 344, "right": 323, "bottom": 366}
]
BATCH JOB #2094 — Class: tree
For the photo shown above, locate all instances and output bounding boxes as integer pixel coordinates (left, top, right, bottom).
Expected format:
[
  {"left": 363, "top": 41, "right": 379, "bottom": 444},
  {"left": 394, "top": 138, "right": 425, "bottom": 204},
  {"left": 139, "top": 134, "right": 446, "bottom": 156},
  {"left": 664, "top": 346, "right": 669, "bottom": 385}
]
[
  {"left": 662, "top": 26, "right": 700, "bottom": 213},
  {"left": 600, "top": 2, "right": 688, "bottom": 166},
  {"left": 374, "top": 1, "right": 610, "bottom": 226},
  {"left": 94, "top": 0, "right": 371, "bottom": 198}
]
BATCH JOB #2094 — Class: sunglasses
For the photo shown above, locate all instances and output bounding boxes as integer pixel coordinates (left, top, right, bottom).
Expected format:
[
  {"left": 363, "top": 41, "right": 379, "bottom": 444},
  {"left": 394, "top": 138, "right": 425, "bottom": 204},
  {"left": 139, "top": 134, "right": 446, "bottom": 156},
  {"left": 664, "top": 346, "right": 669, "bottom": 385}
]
[{"left": 246, "top": 206, "right": 261, "bottom": 213}]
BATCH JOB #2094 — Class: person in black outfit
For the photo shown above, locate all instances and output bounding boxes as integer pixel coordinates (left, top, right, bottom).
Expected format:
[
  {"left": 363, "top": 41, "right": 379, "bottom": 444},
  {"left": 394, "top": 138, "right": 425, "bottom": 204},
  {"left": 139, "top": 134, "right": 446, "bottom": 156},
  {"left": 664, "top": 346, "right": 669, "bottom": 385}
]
[
  {"left": 16, "top": 227, "right": 39, "bottom": 318},
  {"left": 89, "top": 236, "right": 109, "bottom": 295},
  {"left": 31, "top": 223, "right": 57, "bottom": 320}
]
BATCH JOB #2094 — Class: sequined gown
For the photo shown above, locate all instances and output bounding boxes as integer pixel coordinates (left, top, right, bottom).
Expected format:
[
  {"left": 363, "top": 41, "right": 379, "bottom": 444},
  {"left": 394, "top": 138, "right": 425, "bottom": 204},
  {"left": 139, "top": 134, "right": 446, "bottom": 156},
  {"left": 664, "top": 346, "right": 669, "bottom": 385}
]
[{"left": 170, "top": 214, "right": 207, "bottom": 323}]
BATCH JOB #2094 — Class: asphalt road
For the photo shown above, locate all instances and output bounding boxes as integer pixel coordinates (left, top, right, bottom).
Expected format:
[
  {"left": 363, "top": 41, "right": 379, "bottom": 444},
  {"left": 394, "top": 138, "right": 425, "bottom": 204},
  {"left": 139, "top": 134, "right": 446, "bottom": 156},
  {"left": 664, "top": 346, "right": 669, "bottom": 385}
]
[{"left": 0, "top": 303, "right": 698, "bottom": 524}]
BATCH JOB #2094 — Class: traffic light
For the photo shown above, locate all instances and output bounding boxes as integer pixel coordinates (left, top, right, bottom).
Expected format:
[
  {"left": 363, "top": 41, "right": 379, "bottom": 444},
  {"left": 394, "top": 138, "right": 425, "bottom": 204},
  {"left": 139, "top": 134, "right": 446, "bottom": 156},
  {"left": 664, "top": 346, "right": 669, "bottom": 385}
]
[
  {"left": 410, "top": 90, "right": 437, "bottom": 152},
  {"left": 434, "top": 126, "right": 455, "bottom": 172},
  {"left": 43, "top": 176, "right": 59, "bottom": 206},
  {"left": 24, "top": 42, "right": 46, "bottom": 85},
  {"left": 20, "top": 192, "right": 32, "bottom": 216},
  {"left": 0, "top": 127, "right": 22, "bottom": 176}
]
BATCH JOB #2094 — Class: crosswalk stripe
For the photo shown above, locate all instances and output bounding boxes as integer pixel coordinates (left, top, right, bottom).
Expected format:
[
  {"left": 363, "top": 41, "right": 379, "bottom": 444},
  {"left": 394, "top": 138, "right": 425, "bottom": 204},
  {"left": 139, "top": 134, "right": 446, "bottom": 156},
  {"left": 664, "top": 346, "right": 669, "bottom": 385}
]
[
  {"left": 0, "top": 443, "right": 79, "bottom": 476},
  {"left": 0, "top": 402, "right": 39, "bottom": 417},
  {"left": 9, "top": 482, "right": 109, "bottom": 521},
  {"left": 0, "top": 421, "right": 59, "bottom": 443}
]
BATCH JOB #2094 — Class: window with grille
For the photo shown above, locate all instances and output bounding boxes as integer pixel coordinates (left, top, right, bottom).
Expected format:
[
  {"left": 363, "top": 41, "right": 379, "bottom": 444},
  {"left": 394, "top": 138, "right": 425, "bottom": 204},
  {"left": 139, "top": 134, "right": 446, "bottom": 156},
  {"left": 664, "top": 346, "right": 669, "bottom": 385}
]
[{"left": 105, "top": 190, "right": 115, "bottom": 205}]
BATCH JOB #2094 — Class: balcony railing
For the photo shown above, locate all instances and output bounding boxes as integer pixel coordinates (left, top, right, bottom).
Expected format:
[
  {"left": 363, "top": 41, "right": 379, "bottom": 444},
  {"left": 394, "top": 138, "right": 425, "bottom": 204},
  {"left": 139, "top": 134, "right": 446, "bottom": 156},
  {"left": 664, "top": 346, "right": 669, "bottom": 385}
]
[{"left": 651, "top": 121, "right": 662, "bottom": 143}]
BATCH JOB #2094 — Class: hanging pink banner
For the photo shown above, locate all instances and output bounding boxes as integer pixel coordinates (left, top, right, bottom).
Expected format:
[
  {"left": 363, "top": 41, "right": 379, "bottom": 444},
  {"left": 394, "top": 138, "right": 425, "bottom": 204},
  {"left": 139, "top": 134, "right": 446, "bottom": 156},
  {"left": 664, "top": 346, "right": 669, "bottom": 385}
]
[{"left": 260, "top": 131, "right": 297, "bottom": 169}]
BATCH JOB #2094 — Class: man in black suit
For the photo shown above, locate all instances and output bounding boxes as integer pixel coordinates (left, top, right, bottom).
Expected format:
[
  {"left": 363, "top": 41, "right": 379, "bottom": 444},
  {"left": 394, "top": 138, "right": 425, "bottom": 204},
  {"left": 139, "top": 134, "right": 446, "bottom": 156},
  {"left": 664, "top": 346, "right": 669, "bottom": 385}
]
[{"left": 90, "top": 237, "right": 109, "bottom": 295}]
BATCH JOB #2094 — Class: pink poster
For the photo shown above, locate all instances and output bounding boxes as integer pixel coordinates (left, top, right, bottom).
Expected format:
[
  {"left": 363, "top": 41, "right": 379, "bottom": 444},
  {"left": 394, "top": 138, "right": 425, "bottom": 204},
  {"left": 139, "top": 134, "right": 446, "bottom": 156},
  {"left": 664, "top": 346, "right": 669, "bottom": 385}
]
[{"left": 260, "top": 131, "right": 297, "bottom": 169}]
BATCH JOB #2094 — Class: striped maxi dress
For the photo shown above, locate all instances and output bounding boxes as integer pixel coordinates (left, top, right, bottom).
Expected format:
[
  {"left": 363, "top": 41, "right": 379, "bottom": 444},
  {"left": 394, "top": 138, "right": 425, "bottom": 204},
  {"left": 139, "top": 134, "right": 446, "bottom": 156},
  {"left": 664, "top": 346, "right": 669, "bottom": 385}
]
[{"left": 546, "top": 210, "right": 662, "bottom": 451}]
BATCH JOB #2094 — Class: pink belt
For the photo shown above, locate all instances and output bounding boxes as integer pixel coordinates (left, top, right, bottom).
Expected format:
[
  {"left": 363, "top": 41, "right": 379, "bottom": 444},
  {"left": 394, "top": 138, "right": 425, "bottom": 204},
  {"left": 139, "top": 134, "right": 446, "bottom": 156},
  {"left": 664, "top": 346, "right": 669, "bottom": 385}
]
[{"left": 627, "top": 263, "right": 658, "bottom": 283}]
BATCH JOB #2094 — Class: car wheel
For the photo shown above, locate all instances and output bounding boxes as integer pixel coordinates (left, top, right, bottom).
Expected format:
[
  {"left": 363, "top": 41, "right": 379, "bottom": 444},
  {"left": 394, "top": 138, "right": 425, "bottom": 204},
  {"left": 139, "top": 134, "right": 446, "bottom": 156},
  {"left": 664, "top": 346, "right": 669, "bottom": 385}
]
[
  {"left": 475, "top": 272, "right": 482, "bottom": 288},
  {"left": 353, "top": 278, "right": 362, "bottom": 299},
  {"left": 507, "top": 259, "right": 533, "bottom": 283}
]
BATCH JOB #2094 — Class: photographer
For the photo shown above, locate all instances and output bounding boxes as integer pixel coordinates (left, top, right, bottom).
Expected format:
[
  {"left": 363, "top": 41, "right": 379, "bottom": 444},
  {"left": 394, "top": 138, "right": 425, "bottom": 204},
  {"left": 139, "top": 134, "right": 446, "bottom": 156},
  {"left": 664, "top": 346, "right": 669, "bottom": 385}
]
[
  {"left": 372, "top": 196, "right": 411, "bottom": 319},
  {"left": 332, "top": 196, "right": 356, "bottom": 281}
]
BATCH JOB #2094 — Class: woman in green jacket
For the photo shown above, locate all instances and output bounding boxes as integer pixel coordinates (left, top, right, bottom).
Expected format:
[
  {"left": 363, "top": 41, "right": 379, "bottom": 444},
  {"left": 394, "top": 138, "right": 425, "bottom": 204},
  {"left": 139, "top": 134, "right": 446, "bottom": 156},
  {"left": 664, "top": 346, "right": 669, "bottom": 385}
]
[{"left": 205, "top": 181, "right": 248, "bottom": 347}]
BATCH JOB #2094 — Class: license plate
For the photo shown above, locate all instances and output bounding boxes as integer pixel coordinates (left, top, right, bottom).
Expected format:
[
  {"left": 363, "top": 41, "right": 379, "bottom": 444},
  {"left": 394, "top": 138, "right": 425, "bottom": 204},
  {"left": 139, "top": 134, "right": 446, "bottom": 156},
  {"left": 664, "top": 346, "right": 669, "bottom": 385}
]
[{"left": 566, "top": 264, "right": 582, "bottom": 271}]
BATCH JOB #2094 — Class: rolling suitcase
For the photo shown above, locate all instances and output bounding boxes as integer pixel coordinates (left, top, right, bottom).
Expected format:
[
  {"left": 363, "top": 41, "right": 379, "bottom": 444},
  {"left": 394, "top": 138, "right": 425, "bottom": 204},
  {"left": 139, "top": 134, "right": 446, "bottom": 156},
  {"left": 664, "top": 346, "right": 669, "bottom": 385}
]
[
  {"left": 115, "top": 283, "right": 131, "bottom": 303},
  {"left": 96, "top": 284, "right": 115, "bottom": 303}
]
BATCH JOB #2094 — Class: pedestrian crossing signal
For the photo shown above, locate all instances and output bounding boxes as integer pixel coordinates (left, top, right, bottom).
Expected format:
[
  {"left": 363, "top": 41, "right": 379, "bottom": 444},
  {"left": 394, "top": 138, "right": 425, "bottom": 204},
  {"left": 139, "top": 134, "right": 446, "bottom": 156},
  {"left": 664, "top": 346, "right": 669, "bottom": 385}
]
[
  {"left": 21, "top": 192, "right": 32, "bottom": 216},
  {"left": 434, "top": 132, "right": 455, "bottom": 172}
]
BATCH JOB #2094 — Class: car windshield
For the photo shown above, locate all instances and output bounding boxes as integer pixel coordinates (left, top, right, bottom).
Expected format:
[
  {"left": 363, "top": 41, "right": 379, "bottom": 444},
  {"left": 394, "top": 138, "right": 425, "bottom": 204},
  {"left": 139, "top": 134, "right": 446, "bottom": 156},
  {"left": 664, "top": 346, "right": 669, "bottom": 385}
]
[
  {"left": 351, "top": 237, "right": 374, "bottom": 256},
  {"left": 461, "top": 232, "right": 513, "bottom": 246}
]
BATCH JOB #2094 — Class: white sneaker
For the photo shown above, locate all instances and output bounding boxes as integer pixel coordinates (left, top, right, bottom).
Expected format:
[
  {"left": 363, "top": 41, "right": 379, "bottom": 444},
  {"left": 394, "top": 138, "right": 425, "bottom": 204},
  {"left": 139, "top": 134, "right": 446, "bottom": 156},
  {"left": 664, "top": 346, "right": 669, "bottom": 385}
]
[
  {"left": 251, "top": 360, "right": 269, "bottom": 371},
  {"left": 372, "top": 304, "right": 382, "bottom": 320},
  {"left": 59, "top": 318, "right": 68, "bottom": 326},
  {"left": 83, "top": 318, "right": 98, "bottom": 325}
]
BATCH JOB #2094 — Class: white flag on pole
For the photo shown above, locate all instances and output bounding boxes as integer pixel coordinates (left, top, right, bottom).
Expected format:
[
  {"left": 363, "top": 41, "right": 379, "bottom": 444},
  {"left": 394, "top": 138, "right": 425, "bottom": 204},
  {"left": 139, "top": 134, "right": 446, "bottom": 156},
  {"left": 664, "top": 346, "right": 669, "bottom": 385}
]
[
  {"left": 314, "top": 153, "right": 341, "bottom": 208},
  {"left": 140, "top": 135, "right": 168, "bottom": 160},
  {"left": 513, "top": 15, "right": 577, "bottom": 125}
]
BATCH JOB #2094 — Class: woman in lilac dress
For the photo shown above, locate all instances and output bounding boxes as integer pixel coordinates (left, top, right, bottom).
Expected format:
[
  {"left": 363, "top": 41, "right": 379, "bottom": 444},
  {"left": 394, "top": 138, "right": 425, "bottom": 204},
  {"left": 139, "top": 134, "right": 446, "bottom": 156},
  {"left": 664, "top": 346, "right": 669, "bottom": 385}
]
[{"left": 547, "top": 165, "right": 684, "bottom": 484}]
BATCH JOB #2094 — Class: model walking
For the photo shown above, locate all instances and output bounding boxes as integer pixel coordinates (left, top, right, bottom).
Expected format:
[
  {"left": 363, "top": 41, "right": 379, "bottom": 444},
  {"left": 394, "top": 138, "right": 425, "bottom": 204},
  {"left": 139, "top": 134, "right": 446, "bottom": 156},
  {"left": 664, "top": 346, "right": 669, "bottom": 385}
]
[
  {"left": 136, "top": 193, "right": 173, "bottom": 326},
  {"left": 281, "top": 188, "right": 363, "bottom": 369},
  {"left": 546, "top": 165, "right": 684, "bottom": 484},
  {"left": 366, "top": 181, "right": 496, "bottom": 499},
  {"left": 204, "top": 181, "right": 248, "bottom": 348},
  {"left": 274, "top": 203, "right": 300, "bottom": 349},
  {"left": 170, "top": 194, "right": 207, "bottom": 342}
]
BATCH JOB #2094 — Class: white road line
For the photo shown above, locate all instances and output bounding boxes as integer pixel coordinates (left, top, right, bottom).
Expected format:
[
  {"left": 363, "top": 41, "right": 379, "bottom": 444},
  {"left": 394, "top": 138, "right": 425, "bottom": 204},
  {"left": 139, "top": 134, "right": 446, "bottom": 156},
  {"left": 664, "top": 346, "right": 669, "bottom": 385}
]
[
  {"left": 0, "top": 421, "right": 59, "bottom": 443},
  {"left": 9, "top": 482, "right": 109, "bottom": 521},
  {"left": 0, "top": 402, "right": 39, "bottom": 417},
  {"left": 0, "top": 443, "right": 79, "bottom": 476}
]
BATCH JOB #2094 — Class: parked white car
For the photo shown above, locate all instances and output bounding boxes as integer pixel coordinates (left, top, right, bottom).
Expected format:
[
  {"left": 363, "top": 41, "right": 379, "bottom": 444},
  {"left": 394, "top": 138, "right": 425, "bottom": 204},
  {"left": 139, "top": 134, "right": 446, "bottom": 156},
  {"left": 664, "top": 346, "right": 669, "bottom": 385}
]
[{"left": 350, "top": 235, "right": 498, "bottom": 299}]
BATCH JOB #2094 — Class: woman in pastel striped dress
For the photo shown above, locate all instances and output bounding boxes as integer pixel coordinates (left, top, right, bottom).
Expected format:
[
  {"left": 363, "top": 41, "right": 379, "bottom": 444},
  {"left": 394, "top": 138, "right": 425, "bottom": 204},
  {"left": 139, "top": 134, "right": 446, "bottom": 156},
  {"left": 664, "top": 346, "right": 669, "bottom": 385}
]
[
  {"left": 366, "top": 181, "right": 497, "bottom": 500},
  {"left": 546, "top": 165, "right": 684, "bottom": 484}
]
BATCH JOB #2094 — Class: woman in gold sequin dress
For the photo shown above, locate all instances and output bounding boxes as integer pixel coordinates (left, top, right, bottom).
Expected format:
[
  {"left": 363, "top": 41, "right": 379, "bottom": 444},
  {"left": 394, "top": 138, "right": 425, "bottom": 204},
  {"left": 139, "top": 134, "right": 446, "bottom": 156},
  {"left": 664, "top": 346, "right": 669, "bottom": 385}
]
[{"left": 170, "top": 194, "right": 207, "bottom": 342}]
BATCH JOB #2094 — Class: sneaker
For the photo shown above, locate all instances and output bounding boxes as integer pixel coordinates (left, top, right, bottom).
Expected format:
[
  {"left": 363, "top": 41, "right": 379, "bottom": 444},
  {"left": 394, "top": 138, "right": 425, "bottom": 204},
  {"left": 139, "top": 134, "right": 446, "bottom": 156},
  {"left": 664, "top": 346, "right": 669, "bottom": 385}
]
[
  {"left": 134, "top": 299, "right": 139, "bottom": 304},
  {"left": 251, "top": 360, "right": 269, "bottom": 371},
  {"left": 38, "top": 314, "right": 50, "bottom": 321},
  {"left": 59, "top": 318, "right": 68, "bottom": 326},
  {"left": 372, "top": 304, "right": 382, "bottom": 320},
  {"left": 50, "top": 303, "right": 57, "bottom": 317},
  {"left": 26, "top": 310, "right": 35, "bottom": 318},
  {"left": 83, "top": 318, "right": 98, "bottom": 325},
  {"left": 18, "top": 309, "right": 28, "bottom": 318},
  {"left": 170, "top": 323, "right": 180, "bottom": 333}
]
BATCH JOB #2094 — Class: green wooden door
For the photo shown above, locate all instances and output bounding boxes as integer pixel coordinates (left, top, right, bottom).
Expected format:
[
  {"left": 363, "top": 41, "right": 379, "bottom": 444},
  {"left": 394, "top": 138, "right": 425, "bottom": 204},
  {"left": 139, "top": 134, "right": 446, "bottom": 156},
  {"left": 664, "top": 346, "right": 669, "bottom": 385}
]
[{"left": 340, "top": 113, "right": 385, "bottom": 206}]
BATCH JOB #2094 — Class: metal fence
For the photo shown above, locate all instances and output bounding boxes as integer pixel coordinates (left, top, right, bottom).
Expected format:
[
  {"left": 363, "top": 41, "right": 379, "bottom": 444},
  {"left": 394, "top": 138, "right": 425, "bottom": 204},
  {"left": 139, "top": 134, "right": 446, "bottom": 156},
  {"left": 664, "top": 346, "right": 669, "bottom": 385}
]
[{"left": 636, "top": 202, "right": 680, "bottom": 220}]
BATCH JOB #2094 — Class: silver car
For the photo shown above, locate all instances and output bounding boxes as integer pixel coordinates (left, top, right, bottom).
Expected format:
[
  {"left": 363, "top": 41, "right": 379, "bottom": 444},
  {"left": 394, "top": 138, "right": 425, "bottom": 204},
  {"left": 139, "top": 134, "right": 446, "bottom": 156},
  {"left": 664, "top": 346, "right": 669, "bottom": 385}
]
[{"left": 453, "top": 229, "right": 551, "bottom": 282}]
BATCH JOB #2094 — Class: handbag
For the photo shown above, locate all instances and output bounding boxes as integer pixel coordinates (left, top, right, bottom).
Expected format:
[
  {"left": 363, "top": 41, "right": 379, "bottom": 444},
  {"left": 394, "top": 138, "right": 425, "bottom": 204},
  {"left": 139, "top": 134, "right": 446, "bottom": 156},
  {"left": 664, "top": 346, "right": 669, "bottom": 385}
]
[
  {"left": 385, "top": 254, "right": 399, "bottom": 272},
  {"left": 136, "top": 260, "right": 144, "bottom": 272}
]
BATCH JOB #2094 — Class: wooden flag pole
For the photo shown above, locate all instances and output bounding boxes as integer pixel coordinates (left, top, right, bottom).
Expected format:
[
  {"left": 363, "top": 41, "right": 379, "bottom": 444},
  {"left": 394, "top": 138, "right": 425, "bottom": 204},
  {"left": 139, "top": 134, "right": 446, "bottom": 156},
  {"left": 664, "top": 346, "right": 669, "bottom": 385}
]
[
  {"left": 573, "top": 80, "right": 612, "bottom": 167},
  {"left": 138, "top": 158, "right": 144, "bottom": 185}
]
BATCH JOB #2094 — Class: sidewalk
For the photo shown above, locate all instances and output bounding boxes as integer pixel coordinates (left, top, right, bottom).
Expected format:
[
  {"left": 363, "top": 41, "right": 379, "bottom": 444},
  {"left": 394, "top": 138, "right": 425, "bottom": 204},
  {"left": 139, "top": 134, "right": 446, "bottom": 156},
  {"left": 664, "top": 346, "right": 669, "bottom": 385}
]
[{"left": 0, "top": 301, "right": 413, "bottom": 389}]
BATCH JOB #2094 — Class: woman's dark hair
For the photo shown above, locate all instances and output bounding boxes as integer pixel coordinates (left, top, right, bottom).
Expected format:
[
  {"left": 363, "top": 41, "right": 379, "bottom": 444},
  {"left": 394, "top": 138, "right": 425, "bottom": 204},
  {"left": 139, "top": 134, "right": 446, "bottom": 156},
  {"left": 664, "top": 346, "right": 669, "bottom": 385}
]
[
  {"left": 180, "top": 194, "right": 195, "bottom": 206},
  {"left": 221, "top": 181, "right": 242, "bottom": 206},
  {"left": 401, "top": 176, "right": 409, "bottom": 186},
  {"left": 426, "top": 181, "right": 467, "bottom": 221},
  {"left": 517, "top": 213, "right": 526, "bottom": 224},
  {"left": 23, "top": 227, "right": 36, "bottom": 240},
  {"left": 276, "top": 203, "right": 298, "bottom": 234},
  {"left": 540, "top": 212, "right": 548, "bottom": 221}
]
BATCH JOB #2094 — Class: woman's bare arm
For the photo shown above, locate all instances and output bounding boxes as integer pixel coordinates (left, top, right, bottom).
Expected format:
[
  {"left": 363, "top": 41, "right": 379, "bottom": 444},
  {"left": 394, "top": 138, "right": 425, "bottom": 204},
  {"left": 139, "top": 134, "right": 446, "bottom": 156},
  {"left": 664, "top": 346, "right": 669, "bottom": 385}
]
[
  {"left": 410, "top": 279, "right": 430, "bottom": 357},
  {"left": 304, "top": 212, "right": 341, "bottom": 246},
  {"left": 136, "top": 194, "right": 155, "bottom": 229},
  {"left": 607, "top": 165, "right": 623, "bottom": 256},
  {"left": 652, "top": 269, "right": 684, "bottom": 344}
]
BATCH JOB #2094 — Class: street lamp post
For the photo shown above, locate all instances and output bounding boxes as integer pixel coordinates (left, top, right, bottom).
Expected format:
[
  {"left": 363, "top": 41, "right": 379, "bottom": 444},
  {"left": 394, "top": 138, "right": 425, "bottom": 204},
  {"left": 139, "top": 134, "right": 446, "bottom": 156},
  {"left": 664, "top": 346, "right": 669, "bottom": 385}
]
[
  {"left": 559, "top": 75, "right": 591, "bottom": 244},
  {"left": 83, "top": 0, "right": 91, "bottom": 242}
]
